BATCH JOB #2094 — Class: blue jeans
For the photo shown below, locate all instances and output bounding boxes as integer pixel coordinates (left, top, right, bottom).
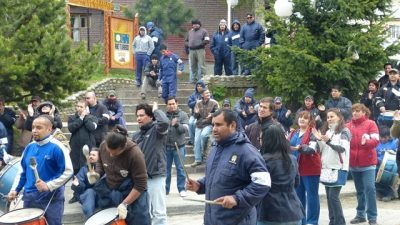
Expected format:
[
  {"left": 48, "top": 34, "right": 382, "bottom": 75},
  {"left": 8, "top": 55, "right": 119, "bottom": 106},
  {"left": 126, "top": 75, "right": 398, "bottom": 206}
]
[
  {"left": 194, "top": 125, "right": 212, "bottom": 162},
  {"left": 135, "top": 53, "right": 150, "bottom": 86},
  {"left": 79, "top": 188, "right": 96, "bottom": 218},
  {"left": 166, "top": 146, "right": 186, "bottom": 194},
  {"left": 296, "top": 175, "right": 320, "bottom": 225},
  {"left": 257, "top": 221, "right": 301, "bottom": 225},
  {"left": 148, "top": 176, "right": 167, "bottom": 225},
  {"left": 188, "top": 116, "right": 196, "bottom": 144},
  {"left": 351, "top": 169, "right": 378, "bottom": 221}
]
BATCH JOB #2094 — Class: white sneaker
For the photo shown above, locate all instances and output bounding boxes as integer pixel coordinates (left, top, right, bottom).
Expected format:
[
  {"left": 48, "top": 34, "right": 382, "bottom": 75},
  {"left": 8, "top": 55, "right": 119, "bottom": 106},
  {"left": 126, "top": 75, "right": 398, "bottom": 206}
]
[{"left": 179, "top": 191, "right": 187, "bottom": 197}]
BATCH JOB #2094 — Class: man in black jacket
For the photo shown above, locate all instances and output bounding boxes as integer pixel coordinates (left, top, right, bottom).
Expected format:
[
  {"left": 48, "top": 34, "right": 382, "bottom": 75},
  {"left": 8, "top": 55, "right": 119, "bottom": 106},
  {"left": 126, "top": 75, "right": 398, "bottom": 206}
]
[
  {"left": 132, "top": 102, "right": 169, "bottom": 225},
  {"left": 0, "top": 97, "right": 16, "bottom": 153},
  {"left": 85, "top": 91, "right": 109, "bottom": 147}
]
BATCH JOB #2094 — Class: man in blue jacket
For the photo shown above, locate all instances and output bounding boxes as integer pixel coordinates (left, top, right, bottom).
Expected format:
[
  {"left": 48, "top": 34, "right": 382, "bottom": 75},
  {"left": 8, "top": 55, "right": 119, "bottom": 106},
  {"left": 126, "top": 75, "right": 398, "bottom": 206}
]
[
  {"left": 187, "top": 80, "right": 206, "bottom": 145},
  {"left": 186, "top": 109, "right": 271, "bottom": 225},
  {"left": 211, "top": 19, "right": 232, "bottom": 76},
  {"left": 239, "top": 13, "right": 265, "bottom": 75},
  {"left": 147, "top": 21, "right": 164, "bottom": 58},
  {"left": 159, "top": 44, "right": 184, "bottom": 103},
  {"left": 230, "top": 19, "right": 241, "bottom": 75}
]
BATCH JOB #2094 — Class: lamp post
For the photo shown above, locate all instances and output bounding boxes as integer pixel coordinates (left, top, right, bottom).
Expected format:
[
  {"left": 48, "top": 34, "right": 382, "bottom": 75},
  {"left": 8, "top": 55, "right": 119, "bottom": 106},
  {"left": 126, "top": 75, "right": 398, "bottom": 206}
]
[
  {"left": 227, "top": 0, "right": 239, "bottom": 29},
  {"left": 274, "top": 0, "right": 293, "bottom": 18}
]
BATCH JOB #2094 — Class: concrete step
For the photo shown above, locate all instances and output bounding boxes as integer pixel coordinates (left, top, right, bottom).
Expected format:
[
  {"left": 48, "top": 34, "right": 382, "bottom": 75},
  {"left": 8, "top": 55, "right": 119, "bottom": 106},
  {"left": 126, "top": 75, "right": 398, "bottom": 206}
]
[
  {"left": 116, "top": 88, "right": 194, "bottom": 98},
  {"left": 118, "top": 96, "right": 189, "bottom": 105}
]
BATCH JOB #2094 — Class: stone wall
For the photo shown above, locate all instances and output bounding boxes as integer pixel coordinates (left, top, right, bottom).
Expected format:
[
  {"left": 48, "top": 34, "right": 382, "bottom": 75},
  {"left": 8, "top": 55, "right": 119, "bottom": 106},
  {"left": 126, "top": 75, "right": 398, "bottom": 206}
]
[{"left": 203, "top": 75, "right": 261, "bottom": 97}]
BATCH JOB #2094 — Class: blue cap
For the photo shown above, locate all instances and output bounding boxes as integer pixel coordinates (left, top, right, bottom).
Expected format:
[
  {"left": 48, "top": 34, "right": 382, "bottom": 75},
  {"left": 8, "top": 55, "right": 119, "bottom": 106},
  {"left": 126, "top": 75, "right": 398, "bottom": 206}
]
[{"left": 146, "top": 21, "right": 154, "bottom": 29}]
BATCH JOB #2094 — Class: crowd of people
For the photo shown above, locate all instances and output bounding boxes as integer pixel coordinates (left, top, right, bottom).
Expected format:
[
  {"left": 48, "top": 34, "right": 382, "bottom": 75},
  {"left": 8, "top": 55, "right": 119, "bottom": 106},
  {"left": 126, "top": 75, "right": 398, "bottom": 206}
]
[{"left": 0, "top": 16, "right": 400, "bottom": 225}]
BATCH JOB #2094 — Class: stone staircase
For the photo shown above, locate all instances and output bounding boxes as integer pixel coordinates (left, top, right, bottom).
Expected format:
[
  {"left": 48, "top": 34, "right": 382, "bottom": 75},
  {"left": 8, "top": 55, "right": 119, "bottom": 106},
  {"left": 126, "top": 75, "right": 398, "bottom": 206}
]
[{"left": 61, "top": 78, "right": 206, "bottom": 173}]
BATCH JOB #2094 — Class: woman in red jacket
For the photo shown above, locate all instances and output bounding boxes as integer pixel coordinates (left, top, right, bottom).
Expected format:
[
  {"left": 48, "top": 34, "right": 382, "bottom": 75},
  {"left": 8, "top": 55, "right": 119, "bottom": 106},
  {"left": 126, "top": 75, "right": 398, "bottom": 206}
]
[
  {"left": 289, "top": 111, "right": 321, "bottom": 225},
  {"left": 347, "top": 103, "right": 379, "bottom": 225}
]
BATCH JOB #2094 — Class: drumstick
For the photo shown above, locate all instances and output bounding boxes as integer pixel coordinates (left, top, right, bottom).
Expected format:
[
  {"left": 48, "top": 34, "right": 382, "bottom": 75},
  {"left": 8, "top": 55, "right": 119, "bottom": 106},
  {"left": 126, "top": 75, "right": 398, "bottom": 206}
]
[
  {"left": 29, "top": 157, "right": 40, "bottom": 182},
  {"left": 175, "top": 142, "right": 190, "bottom": 180},
  {"left": 82, "top": 145, "right": 93, "bottom": 172},
  {"left": 183, "top": 198, "right": 223, "bottom": 205}
]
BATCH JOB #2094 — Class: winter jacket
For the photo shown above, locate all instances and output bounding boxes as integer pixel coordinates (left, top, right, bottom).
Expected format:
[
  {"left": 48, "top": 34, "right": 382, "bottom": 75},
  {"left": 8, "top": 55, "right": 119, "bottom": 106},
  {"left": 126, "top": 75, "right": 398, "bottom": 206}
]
[
  {"left": 144, "top": 61, "right": 161, "bottom": 79},
  {"left": 132, "top": 110, "right": 169, "bottom": 178},
  {"left": 194, "top": 99, "right": 219, "bottom": 128},
  {"left": 187, "top": 80, "right": 206, "bottom": 114},
  {"left": 295, "top": 106, "right": 320, "bottom": 120},
  {"left": 102, "top": 98, "right": 124, "bottom": 127},
  {"left": 25, "top": 102, "right": 63, "bottom": 131},
  {"left": 347, "top": 116, "right": 379, "bottom": 168},
  {"left": 258, "top": 154, "right": 304, "bottom": 222},
  {"left": 376, "top": 138, "right": 398, "bottom": 163},
  {"left": 159, "top": 51, "right": 184, "bottom": 83},
  {"left": 245, "top": 115, "right": 279, "bottom": 149},
  {"left": 211, "top": 28, "right": 231, "bottom": 57},
  {"left": 289, "top": 127, "right": 321, "bottom": 176},
  {"left": 68, "top": 113, "right": 97, "bottom": 172},
  {"left": 375, "top": 81, "right": 400, "bottom": 111},
  {"left": 239, "top": 21, "right": 265, "bottom": 50},
  {"left": 317, "top": 127, "right": 351, "bottom": 171},
  {"left": 166, "top": 109, "right": 189, "bottom": 148},
  {"left": 274, "top": 106, "right": 293, "bottom": 132},
  {"left": 148, "top": 26, "right": 164, "bottom": 57},
  {"left": 88, "top": 102, "right": 109, "bottom": 146},
  {"left": 230, "top": 19, "right": 241, "bottom": 47},
  {"left": 197, "top": 132, "right": 270, "bottom": 225},
  {"left": 185, "top": 27, "right": 210, "bottom": 50},
  {"left": 0, "top": 107, "right": 16, "bottom": 138},
  {"left": 71, "top": 165, "right": 95, "bottom": 195},
  {"left": 132, "top": 26, "right": 155, "bottom": 56},
  {"left": 325, "top": 97, "right": 352, "bottom": 122},
  {"left": 234, "top": 95, "right": 258, "bottom": 121}
]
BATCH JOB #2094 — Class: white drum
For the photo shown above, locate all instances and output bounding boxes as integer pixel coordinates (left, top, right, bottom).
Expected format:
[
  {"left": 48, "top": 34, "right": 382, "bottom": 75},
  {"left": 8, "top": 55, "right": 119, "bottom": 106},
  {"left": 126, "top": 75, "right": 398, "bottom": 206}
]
[
  {"left": 0, "top": 208, "right": 46, "bottom": 224},
  {"left": 84, "top": 207, "right": 126, "bottom": 225}
]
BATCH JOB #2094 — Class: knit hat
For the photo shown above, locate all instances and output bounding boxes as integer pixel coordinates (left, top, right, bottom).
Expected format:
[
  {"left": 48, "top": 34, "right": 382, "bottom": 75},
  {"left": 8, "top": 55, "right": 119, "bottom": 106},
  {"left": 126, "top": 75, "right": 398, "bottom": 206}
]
[
  {"left": 223, "top": 98, "right": 231, "bottom": 107},
  {"left": 244, "top": 88, "right": 255, "bottom": 98}
]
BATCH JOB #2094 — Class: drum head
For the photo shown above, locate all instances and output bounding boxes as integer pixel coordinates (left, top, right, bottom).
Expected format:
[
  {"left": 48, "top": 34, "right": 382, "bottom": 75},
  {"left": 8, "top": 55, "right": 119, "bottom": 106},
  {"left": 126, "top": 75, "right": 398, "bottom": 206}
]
[
  {"left": 0, "top": 208, "right": 43, "bottom": 223},
  {"left": 381, "top": 111, "right": 394, "bottom": 117},
  {"left": 85, "top": 207, "right": 118, "bottom": 225}
]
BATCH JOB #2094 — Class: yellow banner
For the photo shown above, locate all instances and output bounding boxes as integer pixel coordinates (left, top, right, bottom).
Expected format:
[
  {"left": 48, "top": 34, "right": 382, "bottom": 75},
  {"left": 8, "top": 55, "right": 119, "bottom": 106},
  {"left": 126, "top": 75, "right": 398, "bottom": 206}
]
[
  {"left": 110, "top": 17, "right": 134, "bottom": 69},
  {"left": 67, "top": 0, "right": 113, "bottom": 11}
]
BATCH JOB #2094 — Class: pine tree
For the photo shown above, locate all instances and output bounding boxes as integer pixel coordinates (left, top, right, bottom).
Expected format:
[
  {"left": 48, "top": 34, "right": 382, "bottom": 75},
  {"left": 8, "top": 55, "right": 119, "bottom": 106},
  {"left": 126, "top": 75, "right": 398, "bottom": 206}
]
[
  {"left": 0, "top": 0, "right": 101, "bottom": 104},
  {"left": 124, "top": 0, "right": 193, "bottom": 37},
  {"left": 238, "top": 0, "right": 400, "bottom": 107}
]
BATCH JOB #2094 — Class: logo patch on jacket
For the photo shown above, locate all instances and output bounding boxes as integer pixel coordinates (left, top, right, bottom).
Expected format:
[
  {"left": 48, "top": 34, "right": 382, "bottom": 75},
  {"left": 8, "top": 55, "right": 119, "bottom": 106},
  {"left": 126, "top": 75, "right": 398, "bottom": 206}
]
[
  {"left": 229, "top": 154, "right": 238, "bottom": 164},
  {"left": 120, "top": 169, "right": 128, "bottom": 177}
]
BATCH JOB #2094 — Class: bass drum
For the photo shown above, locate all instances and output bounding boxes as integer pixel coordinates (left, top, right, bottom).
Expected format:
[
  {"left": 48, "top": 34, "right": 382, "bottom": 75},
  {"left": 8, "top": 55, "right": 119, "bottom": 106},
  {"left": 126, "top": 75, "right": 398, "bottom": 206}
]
[
  {"left": 0, "top": 158, "right": 22, "bottom": 215},
  {"left": 376, "top": 151, "right": 399, "bottom": 191}
]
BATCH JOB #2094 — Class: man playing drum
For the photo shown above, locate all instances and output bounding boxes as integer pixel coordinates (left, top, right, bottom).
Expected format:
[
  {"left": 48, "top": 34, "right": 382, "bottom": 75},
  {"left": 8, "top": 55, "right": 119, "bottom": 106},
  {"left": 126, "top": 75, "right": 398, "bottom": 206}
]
[
  {"left": 88, "top": 125, "right": 150, "bottom": 225},
  {"left": 7, "top": 115, "right": 73, "bottom": 225}
]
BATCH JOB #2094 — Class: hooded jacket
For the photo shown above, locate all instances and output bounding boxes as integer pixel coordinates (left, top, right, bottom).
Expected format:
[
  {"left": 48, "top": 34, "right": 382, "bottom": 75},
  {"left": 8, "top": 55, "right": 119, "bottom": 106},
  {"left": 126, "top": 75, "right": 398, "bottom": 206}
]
[
  {"left": 25, "top": 101, "right": 63, "bottom": 131},
  {"left": 188, "top": 80, "right": 206, "bottom": 114},
  {"left": 132, "top": 26, "right": 155, "bottom": 56},
  {"left": 197, "top": 132, "right": 270, "bottom": 225},
  {"left": 230, "top": 19, "right": 241, "bottom": 47},
  {"left": 347, "top": 116, "right": 379, "bottom": 168},
  {"left": 234, "top": 88, "right": 258, "bottom": 119},
  {"left": 148, "top": 26, "right": 164, "bottom": 56},
  {"left": 166, "top": 108, "right": 189, "bottom": 148}
]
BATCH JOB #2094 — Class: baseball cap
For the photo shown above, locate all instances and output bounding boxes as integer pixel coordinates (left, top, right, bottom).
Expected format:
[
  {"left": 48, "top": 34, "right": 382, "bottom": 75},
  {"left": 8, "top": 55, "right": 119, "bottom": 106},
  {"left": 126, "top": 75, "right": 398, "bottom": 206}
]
[
  {"left": 274, "top": 96, "right": 282, "bottom": 103},
  {"left": 305, "top": 95, "right": 314, "bottom": 101},
  {"left": 389, "top": 68, "right": 399, "bottom": 74},
  {"left": 31, "top": 96, "right": 41, "bottom": 102},
  {"left": 108, "top": 90, "right": 116, "bottom": 97},
  {"left": 223, "top": 98, "right": 231, "bottom": 106}
]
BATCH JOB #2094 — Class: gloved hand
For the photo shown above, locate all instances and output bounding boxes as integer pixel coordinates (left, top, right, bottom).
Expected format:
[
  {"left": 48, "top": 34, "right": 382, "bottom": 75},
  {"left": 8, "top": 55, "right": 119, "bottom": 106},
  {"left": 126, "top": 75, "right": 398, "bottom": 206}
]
[
  {"left": 156, "top": 79, "right": 162, "bottom": 87},
  {"left": 117, "top": 203, "right": 128, "bottom": 219},
  {"left": 87, "top": 172, "right": 100, "bottom": 185}
]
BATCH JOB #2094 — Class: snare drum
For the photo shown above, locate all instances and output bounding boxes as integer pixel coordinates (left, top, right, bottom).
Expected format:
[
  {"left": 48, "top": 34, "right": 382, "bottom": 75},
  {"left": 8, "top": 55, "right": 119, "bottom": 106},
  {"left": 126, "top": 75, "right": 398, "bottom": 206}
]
[
  {"left": 376, "top": 151, "right": 399, "bottom": 190},
  {"left": 85, "top": 208, "right": 127, "bottom": 225},
  {"left": 0, "top": 208, "right": 46, "bottom": 225},
  {"left": 0, "top": 158, "right": 21, "bottom": 215}
]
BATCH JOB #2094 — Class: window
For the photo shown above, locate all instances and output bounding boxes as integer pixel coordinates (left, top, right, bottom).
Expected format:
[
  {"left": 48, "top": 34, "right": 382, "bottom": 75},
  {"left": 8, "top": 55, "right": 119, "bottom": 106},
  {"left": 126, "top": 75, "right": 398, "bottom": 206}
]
[
  {"left": 389, "top": 25, "right": 400, "bottom": 39},
  {"left": 70, "top": 14, "right": 90, "bottom": 42}
]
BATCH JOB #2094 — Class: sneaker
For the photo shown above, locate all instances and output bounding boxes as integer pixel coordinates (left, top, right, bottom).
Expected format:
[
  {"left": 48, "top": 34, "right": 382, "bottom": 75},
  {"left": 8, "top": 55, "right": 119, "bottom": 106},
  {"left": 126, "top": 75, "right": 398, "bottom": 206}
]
[
  {"left": 369, "top": 220, "right": 378, "bottom": 225},
  {"left": 179, "top": 191, "right": 187, "bottom": 197},
  {"left": 68, "top": 196, "right": 79, "bottom": 204},
  {"left": 190, "top": 161, "right": 202, "bottom": 167},
  {"left": 350, "top": 217, "right": 367, "bottom": 224},
  {"left": 141, "top": 93, "right": 146, "bottom": 100}
]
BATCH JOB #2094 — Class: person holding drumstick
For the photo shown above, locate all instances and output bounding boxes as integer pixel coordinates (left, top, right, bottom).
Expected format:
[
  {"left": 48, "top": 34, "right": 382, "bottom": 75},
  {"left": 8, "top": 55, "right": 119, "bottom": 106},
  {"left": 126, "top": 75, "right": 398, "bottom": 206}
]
[
  {"left": 8, "top": 115, "right": 73, "bottom": 225},
  {"left": 186, "top": 109, "right": 271, "bottom": 225},
  {"left": 89, "top": 125, "right": 150, "bottom": 225}
]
